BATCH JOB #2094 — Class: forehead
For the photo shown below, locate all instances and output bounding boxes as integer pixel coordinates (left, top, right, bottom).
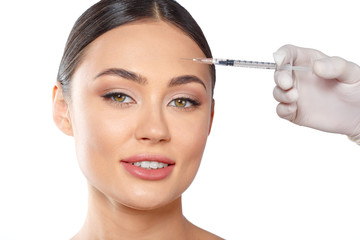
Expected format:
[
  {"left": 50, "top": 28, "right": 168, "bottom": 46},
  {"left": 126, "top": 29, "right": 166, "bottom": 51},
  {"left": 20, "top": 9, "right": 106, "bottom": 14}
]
[{"left": 76, "top": 20, "right": 211, "bottom": 87}]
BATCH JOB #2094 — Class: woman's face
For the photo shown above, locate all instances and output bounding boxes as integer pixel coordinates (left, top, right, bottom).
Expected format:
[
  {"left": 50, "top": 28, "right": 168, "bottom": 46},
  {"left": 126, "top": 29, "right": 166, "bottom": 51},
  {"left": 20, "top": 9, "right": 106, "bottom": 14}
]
[{"left": 67, "top": 21, "right": 214, "bottom": 210}]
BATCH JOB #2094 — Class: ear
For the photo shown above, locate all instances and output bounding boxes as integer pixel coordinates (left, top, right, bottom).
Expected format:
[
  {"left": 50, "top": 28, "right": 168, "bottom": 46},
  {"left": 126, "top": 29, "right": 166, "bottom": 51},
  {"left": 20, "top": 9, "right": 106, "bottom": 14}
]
[
  {"left": 52, "top": 83, "right": 73, "bottom": 136},
  {"left": 208, "top": 99, "right": 215, "bottom": 135}
]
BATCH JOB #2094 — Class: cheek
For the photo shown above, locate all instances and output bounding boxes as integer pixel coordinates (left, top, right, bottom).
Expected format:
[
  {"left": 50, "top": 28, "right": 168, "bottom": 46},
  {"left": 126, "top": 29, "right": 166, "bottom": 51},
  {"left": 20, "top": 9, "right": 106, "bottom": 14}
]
[
  {"left": 181, "top": 123, "right": 208, "bottom": 156},
  {"left": 71, "top": 99, "right": 135, "bottom": 181},
  {"left": 169, "top": 110, "right": 211, "bottom": 173}
]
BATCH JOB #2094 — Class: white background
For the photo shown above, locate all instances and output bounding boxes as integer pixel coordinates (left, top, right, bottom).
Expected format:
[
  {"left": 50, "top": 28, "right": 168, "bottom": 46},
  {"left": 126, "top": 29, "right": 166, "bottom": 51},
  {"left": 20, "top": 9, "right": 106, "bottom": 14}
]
[{"left": 0, "top": 0, "right": 359, "bottom": 239}]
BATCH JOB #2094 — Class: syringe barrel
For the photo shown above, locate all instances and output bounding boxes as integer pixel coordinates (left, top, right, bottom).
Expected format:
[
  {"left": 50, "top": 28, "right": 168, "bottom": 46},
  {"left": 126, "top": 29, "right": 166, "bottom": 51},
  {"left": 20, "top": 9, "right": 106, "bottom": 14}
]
[
  {"left": 233, "top": 60, "right": 276, "bottom": 69},
  {"left": 213, "top": 58, "right": 276, "bottom": 69}
]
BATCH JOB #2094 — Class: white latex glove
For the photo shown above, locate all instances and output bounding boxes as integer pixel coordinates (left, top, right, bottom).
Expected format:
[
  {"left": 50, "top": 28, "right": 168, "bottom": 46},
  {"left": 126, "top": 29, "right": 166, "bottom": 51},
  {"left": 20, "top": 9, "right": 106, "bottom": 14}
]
[{"left": 273, "top": 45, "right": 360, "bottom": 143}]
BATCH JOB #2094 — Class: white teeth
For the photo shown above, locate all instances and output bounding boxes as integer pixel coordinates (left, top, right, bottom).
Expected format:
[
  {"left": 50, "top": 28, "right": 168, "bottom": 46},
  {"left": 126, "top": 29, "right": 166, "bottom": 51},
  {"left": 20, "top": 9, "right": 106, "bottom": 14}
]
[
  {"left": 141, "top": 161, "right": 150, "bottom": 169},
  {"left": 131, "top": 161, "right": 169, "bottom": 169},
  {"left": 158, "top": 162, "right": 167, "bottom": 168},
  {"left": 150, "top": 161, "right": 158, "bottom": 169}
]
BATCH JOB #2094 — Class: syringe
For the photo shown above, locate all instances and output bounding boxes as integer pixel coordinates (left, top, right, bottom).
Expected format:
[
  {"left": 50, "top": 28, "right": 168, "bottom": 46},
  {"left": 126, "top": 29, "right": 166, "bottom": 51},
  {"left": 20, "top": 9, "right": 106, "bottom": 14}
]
[{"left": 189, "top": 58, "right": 312, "bottom": 71}]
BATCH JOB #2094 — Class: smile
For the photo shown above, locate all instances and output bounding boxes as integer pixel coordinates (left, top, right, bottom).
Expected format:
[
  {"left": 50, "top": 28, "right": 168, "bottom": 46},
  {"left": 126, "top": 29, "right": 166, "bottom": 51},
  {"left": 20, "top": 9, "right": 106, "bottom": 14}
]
[
  {"left": 131, "top": 161, "right": 169, "bottom": 169},
  {"left": 121, "top": 154, "right": 175, "bottom": 180}
]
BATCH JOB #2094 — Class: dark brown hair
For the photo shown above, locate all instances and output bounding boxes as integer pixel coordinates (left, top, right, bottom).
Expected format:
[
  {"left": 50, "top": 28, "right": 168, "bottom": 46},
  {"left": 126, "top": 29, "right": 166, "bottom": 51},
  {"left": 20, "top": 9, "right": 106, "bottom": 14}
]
[{"left": 57, "top": 0, "right": 216, "bottom": 96}]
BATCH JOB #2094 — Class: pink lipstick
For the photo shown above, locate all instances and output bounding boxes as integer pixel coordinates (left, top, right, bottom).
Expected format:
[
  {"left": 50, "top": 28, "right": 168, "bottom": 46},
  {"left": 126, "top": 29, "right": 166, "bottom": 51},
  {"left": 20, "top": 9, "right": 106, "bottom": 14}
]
[{"left": 121, "top": 154, "right": 175, "bottom": 181}]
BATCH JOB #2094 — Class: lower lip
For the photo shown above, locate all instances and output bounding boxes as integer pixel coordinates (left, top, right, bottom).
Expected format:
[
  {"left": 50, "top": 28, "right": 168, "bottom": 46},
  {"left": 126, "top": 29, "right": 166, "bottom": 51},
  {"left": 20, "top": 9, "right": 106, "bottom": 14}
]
[{"left": 121, "top": 162, "right": 174, "bottom": 181}]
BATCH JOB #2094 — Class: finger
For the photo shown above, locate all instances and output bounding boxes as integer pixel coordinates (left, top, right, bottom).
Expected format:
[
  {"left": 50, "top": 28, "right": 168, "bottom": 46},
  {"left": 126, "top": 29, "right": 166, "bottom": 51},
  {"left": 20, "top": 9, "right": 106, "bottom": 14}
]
[
  {"left": 274, "top": 70, "right": 294, "bottom": 90},
  {"left": 273, "top": 86, "right": 299, "bottom": 104},
  {"left": 273, "top": 44, "right": 295, "bottom": 66},
  {"left": 273, "top": 44, "right": 304, "bottom": 66},
  {"left": 314, "top": 56, "right": 360, "bottom": 84},
  {"left": 276, "top": 102, "right": 297, "bottom": 121},
  {"left": 273, "top": 44, "right": 326, "bottom": 66}
]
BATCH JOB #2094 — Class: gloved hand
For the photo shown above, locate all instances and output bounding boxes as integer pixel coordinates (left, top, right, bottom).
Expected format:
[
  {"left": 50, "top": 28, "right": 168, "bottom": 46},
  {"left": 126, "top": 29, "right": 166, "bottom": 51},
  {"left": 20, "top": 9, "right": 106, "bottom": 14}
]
[{"left": 273, "top": 44, "right": 360, "bottom": 143}]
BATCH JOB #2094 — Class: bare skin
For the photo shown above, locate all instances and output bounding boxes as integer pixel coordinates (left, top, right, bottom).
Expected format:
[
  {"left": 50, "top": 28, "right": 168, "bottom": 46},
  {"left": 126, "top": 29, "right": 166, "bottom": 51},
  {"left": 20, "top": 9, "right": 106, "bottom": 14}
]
[
  {"left": 71, "top": 186, "right": 221, "bottom": 240},
  {"left": 53, "top": 20, "right": 222, "bottom": 239}
]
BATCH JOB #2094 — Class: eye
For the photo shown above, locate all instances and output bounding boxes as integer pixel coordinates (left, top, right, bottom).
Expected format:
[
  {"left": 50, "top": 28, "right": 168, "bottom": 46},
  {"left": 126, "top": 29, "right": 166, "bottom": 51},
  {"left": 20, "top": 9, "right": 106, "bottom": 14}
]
[
  {"left": 113, "top": 94, "right": 127, "bottom": 102},
  {"left": 102, "top": 92, "right": 135, "bottom": 104},
  {"left": 174, "top": 99, "right": 187, "bottom": 107},
  {"left": 169, "top": 98, "right": 199, "bottom": 108}
]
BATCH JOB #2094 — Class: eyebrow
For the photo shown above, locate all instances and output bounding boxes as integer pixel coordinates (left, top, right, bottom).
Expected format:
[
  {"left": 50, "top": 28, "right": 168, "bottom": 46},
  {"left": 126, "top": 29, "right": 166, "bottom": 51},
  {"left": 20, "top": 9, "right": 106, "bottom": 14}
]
[
  {"left": 94, "top": 68, "right": 206, "bottom": 90},
  {"left": 95, "top": 68, "right": 147, "bottom": 85},
  {"left": 169, "top": 75, "right": 207, "bottom": 91}
]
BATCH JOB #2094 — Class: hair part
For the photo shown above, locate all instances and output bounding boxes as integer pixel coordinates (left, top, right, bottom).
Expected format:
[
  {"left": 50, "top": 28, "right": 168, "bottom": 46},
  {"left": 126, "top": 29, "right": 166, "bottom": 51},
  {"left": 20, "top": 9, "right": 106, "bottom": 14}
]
[{"left": 57, "top": 0, "right": 216, "bottom": 98}]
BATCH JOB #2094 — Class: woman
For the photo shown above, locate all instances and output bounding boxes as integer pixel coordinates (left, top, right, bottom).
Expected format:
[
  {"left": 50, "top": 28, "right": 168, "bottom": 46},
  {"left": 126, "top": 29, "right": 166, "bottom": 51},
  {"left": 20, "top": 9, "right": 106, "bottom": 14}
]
[{"left": 53, "top": 0, "right": 220, "bottom": 239}]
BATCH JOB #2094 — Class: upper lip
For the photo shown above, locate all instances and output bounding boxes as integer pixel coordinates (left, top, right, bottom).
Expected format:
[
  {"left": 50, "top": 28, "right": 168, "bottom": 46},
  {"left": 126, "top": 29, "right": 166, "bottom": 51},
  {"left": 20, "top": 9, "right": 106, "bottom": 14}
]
[{"left": 122, "top": 154, "right": 175, "bottom": 165}]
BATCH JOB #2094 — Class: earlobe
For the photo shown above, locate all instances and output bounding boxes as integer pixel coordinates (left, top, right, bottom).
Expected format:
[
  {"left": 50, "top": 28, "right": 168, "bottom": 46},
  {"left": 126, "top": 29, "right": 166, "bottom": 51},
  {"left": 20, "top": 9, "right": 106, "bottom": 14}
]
[
  {"left": 208, "top": 99, "right": 215, "bottom": 135},
  {"left": 52, "top": 83, "right": 73, "bottom": 136}
]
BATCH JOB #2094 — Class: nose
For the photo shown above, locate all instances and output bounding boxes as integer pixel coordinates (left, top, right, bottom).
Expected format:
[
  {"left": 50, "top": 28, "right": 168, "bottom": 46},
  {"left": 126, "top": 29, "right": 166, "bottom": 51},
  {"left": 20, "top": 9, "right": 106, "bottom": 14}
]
[{"left": 134, "top": 105, "right": 171, "bottom": 144}]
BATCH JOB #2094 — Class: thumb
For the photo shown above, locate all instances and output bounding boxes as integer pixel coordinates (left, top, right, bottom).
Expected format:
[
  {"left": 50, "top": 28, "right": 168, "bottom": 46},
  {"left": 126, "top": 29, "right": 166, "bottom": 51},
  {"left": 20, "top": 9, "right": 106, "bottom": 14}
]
[{"left": 314, "top": 57, "right": 360, "bottom": 84}]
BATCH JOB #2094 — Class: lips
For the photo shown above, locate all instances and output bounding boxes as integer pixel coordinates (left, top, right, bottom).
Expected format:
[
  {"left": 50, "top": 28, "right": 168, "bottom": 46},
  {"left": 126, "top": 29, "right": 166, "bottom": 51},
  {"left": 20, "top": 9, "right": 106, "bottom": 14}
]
[{"left": 121, "top": 154, "right": 175, "bottom": 181}]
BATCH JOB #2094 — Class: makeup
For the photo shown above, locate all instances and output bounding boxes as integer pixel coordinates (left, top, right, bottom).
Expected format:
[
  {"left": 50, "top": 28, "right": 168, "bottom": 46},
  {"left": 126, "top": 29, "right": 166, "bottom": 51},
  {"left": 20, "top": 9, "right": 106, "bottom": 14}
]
[{"left": 121, "top": 154, "right": 175, "bottom": 180}]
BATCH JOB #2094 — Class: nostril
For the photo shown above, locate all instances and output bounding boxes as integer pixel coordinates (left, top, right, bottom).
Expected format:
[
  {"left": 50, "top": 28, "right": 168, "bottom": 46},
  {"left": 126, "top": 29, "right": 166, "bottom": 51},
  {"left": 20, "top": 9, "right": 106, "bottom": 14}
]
[
  {"left": 134, "top": 112, "right": 171, "bottom": 143},
  {"left": 139, "top": 136, "right": 170, "bottom": 143}
]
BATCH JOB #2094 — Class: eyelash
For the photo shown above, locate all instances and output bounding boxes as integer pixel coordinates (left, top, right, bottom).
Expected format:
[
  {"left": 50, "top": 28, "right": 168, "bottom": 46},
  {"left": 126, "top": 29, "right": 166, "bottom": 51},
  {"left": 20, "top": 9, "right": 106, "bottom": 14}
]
[
  {"left": 168, "top": 97, "right": 200, "bottom": 110},
  {"left": 102, "top": 92, "right": 200, "bottom": 110},
  {"left": 102, "top": 92, "right": 135, "bottom": 107}
]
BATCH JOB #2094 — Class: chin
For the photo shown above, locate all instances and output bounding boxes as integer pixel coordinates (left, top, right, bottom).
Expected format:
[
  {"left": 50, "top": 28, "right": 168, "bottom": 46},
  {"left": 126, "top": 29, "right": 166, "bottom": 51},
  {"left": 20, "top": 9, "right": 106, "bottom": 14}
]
[
  {"left": 117, "top": 187, "right": 180, "bottom": 211},
  {"left": 125, "top": 201, "right": 170, "bottom": 211}
]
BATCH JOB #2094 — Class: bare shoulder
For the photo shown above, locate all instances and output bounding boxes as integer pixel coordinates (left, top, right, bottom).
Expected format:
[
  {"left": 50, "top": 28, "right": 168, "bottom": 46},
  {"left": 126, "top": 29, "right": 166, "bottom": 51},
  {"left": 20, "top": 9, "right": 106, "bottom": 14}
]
[
  {"left": 186, "top": 220, "right": 224, "bottom": 240},
  {"left": 195, "top": 228, "right": 224, "bottom": 240}
]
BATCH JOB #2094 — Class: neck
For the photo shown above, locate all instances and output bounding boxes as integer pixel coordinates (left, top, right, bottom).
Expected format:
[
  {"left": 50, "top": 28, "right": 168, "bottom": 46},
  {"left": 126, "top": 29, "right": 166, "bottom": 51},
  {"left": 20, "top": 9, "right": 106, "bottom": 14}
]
[{"left": 73, "top": 185, "right": 190, "bottom": 240}]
